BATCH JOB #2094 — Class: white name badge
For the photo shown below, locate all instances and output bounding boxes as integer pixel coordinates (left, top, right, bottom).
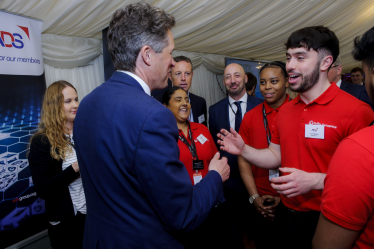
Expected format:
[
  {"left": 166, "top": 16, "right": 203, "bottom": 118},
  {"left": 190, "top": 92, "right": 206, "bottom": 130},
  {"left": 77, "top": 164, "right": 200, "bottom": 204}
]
[
  {"left": 305, "top": 124, "right": 324, "bottom": 139},
  {"left": 193, "top": 172, "right": 203, "bottom": 185},
  {"left": 269, "top": 169, "right": 279, "bottom": 180},
  {"left": 198, "top": 114, "right": 205, "bottom": 124},
  {"left": 197, "top": 134, "right": 208, "bottom": 144}
]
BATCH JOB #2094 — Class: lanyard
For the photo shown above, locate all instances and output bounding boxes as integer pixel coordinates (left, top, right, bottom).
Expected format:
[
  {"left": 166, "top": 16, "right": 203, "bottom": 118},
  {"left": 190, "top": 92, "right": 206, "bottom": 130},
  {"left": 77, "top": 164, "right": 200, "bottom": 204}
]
[
  {"left": 228, "top": 99, "right": 237, "bottom": 115},
  {"left": 262, "top": 104, "right": 271, "bottom": 145},
  {"left": 178, "top": 122, "right": 198, "bottom": 160}
]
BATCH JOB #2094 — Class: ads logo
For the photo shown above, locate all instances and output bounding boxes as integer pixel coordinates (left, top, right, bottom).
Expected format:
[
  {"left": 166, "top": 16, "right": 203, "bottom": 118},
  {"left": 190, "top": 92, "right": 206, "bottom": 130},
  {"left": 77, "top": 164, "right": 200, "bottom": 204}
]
[{"left": 0, "top": 25, "right": 30, "bottom": 49}]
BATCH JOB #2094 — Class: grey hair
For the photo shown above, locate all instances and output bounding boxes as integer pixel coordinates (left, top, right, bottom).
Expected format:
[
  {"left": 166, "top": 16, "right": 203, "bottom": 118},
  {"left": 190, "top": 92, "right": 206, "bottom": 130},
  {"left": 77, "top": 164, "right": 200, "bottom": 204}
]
[{"left": 107, "top": 2, "right": 175, "bottom": 72}]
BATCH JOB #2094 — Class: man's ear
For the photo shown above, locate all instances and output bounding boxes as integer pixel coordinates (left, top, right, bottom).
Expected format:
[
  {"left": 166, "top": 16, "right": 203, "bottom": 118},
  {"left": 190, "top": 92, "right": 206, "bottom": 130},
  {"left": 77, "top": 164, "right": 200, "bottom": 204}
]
[
  {"left": 163, "top": 103, "right": 167, "bottom": 107},
  {"left": 320, "top": 55, "right": 333, "bottom": 71},
  {"left": 244, "top": 74, "right": 248, "bottom": 84},
  {"left": 140, "top": 45, "right": 152, "bottom": 66},
  {"left": 337, "top": 65, "right": 343, "bottom": 75}
]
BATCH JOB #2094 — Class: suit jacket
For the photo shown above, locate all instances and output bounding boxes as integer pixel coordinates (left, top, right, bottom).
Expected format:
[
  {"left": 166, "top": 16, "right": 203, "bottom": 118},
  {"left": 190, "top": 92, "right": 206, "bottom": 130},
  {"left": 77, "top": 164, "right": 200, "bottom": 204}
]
[
  {"left": 208, "top": 94, "right": 263, "bottom": 196},
  {"left": 28, "top": 134, "right": 80, "bottom": 222},
  {"left": 189, "top": 92, "right": 207, "bottom": 126},
  {"left": 74, "top": 72, "right": 224, "bottom": 249},
  {"left": 341, "top": 81, "right": 374, "bottom": 110}
]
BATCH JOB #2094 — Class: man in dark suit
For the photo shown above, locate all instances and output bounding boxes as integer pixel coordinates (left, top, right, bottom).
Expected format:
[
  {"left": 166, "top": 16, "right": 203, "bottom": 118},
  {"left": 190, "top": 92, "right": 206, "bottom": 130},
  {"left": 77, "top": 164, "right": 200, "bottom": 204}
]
[
  {"left": 73, "top": 3, "right": 230, "bottom": 249},
  {"left": 209, "top": 63, "right": 263, "bottom": 248},
  {"left": 328, "top": 56, "right": 374, "bottom": 109},
  {"left": 169, "top": 56, "right": 208, "bottom": 126},
  {"left": 351, "top": 67, "right": 365, "bottom": 85}
]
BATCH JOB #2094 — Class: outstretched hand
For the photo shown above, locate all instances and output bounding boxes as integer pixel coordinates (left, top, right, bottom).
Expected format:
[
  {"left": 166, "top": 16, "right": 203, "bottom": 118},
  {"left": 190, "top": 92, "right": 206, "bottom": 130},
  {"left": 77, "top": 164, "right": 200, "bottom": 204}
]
[{"left": 217, "top": 128, "right": 245, "bottom": 156}]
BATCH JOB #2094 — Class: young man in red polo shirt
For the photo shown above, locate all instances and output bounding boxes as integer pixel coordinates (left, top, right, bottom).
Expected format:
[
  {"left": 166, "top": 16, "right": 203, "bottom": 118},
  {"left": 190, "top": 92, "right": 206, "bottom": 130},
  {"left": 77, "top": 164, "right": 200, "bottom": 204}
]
[
  {"left": 313, "top": 27, "right": 374, "bottom": 249},
  {"left": 217, "top": 26, "right": 374, "bottom": 248}
]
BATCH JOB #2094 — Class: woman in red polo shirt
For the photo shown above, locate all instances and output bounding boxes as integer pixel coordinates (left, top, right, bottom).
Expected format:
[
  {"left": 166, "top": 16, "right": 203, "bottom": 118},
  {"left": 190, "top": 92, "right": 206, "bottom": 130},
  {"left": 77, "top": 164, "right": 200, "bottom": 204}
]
[
  {"left": 238, "top": 61, "right": 290, "bottom": 249},
  {"left": 162, "top": 86, "right": 218, "bottom": 185}
]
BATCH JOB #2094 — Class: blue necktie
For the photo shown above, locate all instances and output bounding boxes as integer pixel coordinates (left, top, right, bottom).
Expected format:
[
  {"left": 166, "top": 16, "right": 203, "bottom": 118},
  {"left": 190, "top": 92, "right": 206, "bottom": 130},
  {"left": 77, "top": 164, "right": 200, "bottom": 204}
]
[{"left": 234, "top": 101, "right": 242, "bottom": 132}]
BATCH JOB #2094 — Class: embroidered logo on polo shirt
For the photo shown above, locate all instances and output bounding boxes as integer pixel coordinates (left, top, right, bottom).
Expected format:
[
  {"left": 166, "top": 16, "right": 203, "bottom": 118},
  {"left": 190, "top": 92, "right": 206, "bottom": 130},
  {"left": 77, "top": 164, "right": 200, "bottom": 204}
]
[{"left": 309, "top": 120, "right": 337, "bottom": 129}]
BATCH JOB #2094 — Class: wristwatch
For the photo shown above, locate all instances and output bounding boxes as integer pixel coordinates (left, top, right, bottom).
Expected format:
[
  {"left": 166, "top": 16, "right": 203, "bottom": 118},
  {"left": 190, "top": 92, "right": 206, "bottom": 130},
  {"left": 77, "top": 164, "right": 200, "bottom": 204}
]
[{"left": 249, "top": 194, "right": 260, "bottom": 204}]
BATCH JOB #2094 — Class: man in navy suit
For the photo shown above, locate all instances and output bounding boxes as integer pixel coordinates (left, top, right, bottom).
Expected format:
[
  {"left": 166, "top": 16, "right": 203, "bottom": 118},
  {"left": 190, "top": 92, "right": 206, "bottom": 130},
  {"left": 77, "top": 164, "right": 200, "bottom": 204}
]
[
  {"left": 73, "top": 3, "right": 230, "bottom": 248},
  {"left": 169, "top": 56, "right": 208, "bottom": 126},
  {"left": 209, "top": 63, "right": 263, "bottom": 248},
  {"left": 328, "top": 56, "right": 374, "bottom": 109}
]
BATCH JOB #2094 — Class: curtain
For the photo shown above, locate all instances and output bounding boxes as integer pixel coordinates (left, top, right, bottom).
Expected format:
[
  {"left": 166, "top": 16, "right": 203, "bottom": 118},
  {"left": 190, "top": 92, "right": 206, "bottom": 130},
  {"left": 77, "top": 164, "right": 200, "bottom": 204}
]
[
  {"left": 44, "top": 54, "right": 105, "bottom": 102},
  {"left": 2, "top": 0, "right": 374, "bottom": 72}
]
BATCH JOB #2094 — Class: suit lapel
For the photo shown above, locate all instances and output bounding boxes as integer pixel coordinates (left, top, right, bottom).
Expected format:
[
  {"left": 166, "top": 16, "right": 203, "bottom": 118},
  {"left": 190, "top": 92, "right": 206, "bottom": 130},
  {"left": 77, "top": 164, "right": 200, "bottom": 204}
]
[
  {"left": 189, "top": 93, "right": 198, "bottom": 122},
  {"left": 224, "top": 97, "right": 231, "bottom": 130}
]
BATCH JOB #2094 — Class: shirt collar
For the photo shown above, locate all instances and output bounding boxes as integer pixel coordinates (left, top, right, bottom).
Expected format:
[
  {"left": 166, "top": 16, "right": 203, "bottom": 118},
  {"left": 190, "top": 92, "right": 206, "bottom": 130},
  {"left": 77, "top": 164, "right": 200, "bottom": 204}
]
[
  {"left": 264, "top": 94, "right": 290, "bottom": 114},
  {"left": 294, "top": 82, "right": 339, "bottom": 106},
  {"left": 336, "top": 80, "right": 341, "bottom": 88},
  {"left": 117, "top": 70, "right": 151, "bottom": 96},
  {"left": 228, "top": 92, "right": 248, "bottom": 105}
]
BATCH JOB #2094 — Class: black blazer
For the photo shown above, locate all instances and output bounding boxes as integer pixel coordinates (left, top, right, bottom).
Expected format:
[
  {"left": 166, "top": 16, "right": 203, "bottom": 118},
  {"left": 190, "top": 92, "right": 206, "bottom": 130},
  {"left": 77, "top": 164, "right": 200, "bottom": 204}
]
[
  {"left": 28, "top": 134, "right": 80, "bottom": 222},
  {"left": 209, "top": 94, "right": 263, "bottom": 195},
  {"left": 189, "top": 92, "right": 207, "bottom": 126},
  {"left": 341, "top": 81, "right": 374, "bottom": 110}
]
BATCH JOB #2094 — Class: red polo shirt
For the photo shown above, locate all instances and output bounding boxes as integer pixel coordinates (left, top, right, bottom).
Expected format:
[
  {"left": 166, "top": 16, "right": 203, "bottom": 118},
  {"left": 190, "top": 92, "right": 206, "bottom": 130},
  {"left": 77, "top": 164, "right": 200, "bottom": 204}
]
[
  {"left": 271, "top": 83, "right": 374, "bottom": 212},
  {"left": 322, "top": 126, "right": 374, "bottom": 248},
  {"left": 178, "top": 122, "right": 218, "bottom": 184},
  {"left": 239, "top": 95, "right": 290, "bottom": 196}
]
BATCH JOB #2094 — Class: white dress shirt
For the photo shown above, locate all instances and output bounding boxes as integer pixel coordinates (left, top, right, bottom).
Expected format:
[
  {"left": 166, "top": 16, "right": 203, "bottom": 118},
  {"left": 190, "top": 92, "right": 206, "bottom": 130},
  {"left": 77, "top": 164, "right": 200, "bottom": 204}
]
[
  {"left": 118, "top": 70, "right": 151, "bottom": 96},
  {"left": 336, "top": 79, "right": 342, "bottom": 88},
  {"left": 187, "top": 92, "right": 194, "bottom": 122},
  {"left": 228, "top": 93, "right": 248, "bottom": 129}
]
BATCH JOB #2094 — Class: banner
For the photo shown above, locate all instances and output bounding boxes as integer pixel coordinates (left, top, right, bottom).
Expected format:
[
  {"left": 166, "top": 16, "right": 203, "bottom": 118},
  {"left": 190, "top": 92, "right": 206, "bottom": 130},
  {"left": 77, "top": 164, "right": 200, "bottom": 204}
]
[{"left": 0, "top": 11, "right": 47, "bottom": 248}]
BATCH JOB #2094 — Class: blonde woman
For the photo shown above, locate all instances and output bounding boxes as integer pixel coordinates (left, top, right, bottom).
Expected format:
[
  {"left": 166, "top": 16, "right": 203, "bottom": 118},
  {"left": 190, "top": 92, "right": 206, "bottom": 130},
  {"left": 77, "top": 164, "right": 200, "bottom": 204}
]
[{"left": 28, "top": 81, "right": 86, "bottom": 249}]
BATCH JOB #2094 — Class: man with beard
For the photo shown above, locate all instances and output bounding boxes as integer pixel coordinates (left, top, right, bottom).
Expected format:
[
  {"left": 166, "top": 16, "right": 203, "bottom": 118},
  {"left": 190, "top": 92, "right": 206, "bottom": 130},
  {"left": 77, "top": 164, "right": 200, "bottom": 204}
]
[
  {"left": 216, "top": 26, "right": 374, "bottom": 248},
  {"left": 208, "top": 63, "right": 263, "bottom": 248},
  {"left": 313, "top": 26, "right": 374, "bottom": 249}
]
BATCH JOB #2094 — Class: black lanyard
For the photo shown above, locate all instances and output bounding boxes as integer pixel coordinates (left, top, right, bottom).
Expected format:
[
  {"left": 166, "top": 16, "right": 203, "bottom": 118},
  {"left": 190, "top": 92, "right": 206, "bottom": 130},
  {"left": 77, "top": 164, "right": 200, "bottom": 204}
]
[
  {"left": 262, "top": 104, "right": 271, "bottom": 145},
  {"left": 178, "top": 122, "right": 198, "bottom": 160}
]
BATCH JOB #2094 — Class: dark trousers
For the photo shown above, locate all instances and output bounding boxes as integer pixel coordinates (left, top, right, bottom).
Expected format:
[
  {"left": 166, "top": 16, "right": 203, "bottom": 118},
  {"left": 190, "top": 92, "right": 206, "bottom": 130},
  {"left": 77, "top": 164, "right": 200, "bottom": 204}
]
[
  {"left": 250, "top": 201, "right": 283, "bottom": 249},
  {"left": 184, "top": 191, "right": 249, "bottom": 249},
  {"left": 48, "top": 212, "right": 86, "bottom": 249},
  {"left": 277, "top": 205, "right": 320, "bottom": 249}
]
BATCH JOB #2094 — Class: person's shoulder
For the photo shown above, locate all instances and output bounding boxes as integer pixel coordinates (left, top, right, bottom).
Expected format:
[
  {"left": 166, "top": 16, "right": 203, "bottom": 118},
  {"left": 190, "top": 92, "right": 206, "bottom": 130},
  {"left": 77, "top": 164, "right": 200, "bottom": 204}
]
[
  {"left": 336, "top": 87, "right": 371, "bottom": 109},
  {"left": 189, "top": 92, "right": 206, "bottom": 102},
  {"left": 209, "top": 97, "right": 227, "bottom": 110},
  {"left": 191, "top": 121, "right": 209, "bottom": 132},
  {"left": 344, "top": 126, "right": 374, "bottom": 152},
  {"left": 248, "top": 95, "right": 264, "bottom": 105},
  {"left": 244, "top": 102, "right": 262, "bottom": 119},
  {"left": 30, "top": 133, "right": 49, "bottom": 145}
]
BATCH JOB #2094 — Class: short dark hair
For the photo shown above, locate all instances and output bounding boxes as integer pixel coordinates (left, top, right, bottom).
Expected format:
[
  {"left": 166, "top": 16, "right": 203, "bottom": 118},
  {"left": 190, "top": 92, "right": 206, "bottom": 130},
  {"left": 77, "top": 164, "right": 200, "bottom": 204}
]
[
  {"left": 352, "top": 26, "right": 374, "bottom": 69},
  {"left": 350, "top": 67, "right": 364, "bottom": 75},
  {"left": 245, "top": 72, "right": 257, "bottom": 91},
  {"left": 173, "top": 56, "right": 193, "bottom": 69},
  {"left": 260, "top": 61, "right": 288, "bottom": 79},
  {"left": 162, "top": 86, "right": 185, "bottom": 105},
  {"left": 285, "top": 26, "right": 339, "bottom": 64},
  {"left": 107, "top": 2, "right": 175, "bottom": 72}
]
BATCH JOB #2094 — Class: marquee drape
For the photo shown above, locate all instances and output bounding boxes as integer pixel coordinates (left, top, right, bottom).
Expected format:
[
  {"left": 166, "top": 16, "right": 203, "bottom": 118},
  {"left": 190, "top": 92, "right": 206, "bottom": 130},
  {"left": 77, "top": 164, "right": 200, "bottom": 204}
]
[{"left": 2, "top": 0, "right": 373, "bottom": 72}]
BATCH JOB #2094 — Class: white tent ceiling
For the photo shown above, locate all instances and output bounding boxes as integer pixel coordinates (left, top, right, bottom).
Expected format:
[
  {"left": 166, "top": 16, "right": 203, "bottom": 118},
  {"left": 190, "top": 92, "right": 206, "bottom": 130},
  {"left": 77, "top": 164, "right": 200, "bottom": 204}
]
[{"left": 2, "top": 0, "right": 374, "bottom": 73}]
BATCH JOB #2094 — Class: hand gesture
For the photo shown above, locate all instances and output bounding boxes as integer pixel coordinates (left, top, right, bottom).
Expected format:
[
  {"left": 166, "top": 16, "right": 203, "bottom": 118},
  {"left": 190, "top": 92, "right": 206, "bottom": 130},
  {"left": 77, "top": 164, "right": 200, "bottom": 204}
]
[
  {"left": 208, "top": 152, "right": 230, "bottom": 182},
  {"left": 217, "top": 128, "right": 245, "bottom": 156},
  {"left": 270, "top": 167, "right": 319, "bottom": 198}
]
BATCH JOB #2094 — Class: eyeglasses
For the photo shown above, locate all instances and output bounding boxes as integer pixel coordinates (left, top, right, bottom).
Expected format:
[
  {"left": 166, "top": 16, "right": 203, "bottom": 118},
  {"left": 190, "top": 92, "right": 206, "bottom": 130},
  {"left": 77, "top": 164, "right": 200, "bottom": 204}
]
[{"left": 330, "top": 65, "right": 340, "bottom": 68}]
